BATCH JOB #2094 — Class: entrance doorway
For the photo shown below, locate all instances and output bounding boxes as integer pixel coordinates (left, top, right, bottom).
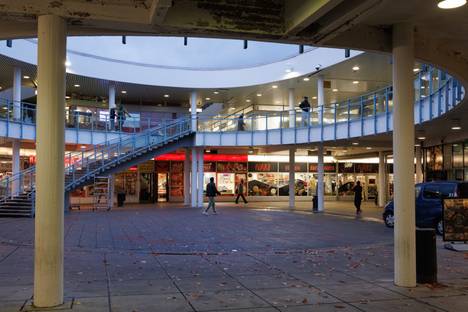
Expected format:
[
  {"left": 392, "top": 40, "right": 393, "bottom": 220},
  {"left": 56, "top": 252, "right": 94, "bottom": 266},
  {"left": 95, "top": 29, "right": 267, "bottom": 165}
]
[
  {"left": 157, "top": 173, "right": 169, "bottom": 202},
  {"left": 139, "top": 173, "right": 155, "bottom": 203}
]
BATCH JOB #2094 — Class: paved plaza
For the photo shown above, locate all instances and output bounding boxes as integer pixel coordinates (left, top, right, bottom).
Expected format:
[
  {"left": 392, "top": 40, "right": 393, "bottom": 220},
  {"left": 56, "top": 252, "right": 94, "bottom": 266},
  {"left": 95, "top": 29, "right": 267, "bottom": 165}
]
[{"left": 0, "top": 203, "right": 467, "bottom": 311}]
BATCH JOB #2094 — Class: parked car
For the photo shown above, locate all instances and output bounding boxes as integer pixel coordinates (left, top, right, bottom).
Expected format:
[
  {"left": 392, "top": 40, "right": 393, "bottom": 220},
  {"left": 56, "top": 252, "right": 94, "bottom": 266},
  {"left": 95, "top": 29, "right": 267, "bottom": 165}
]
[{"left": 383, "top": 181, "right": 468, "bottom": 235}]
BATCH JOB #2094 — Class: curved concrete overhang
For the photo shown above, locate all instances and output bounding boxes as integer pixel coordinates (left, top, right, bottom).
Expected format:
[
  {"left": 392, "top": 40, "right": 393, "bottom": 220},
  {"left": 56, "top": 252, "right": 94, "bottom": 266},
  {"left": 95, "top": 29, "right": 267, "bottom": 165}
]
[{"left": 0, "top": 39, "right": 361, "bottom": 89}]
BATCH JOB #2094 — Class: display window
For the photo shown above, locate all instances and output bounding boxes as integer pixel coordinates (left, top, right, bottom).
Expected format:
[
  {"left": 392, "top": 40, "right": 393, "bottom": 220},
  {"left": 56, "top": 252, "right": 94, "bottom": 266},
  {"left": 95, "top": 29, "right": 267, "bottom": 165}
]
[
  {"left": 169, "top": 161, "right": 184, "bottom": 197},
  {"left": 203, "top": 172, "right": 216, "bottom": 191},
  {"left": 248, "top": 172, "right": 277, "bottom": 196},
  {"left": 217, "top": 173, "right": 235, "bottom": 195},
  {"left": 234, "top": 173, "right": 247, "bottom": 195}
]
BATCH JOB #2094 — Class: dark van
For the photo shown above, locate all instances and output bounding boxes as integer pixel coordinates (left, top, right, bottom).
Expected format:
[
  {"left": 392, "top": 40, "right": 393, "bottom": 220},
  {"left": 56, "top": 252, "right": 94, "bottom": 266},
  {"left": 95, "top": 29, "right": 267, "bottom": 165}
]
[{"left": 383, "top": 181, "right": 468, "bottom": 235}]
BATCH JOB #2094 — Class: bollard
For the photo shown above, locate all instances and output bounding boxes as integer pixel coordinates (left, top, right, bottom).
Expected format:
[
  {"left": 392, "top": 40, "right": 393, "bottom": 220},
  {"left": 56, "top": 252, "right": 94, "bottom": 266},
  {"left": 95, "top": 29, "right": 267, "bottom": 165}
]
[
  {"left": 312, "top": 195, "right": 318, "bottom": 212},
  {"left": 416, "top": 228, "right": 437, "bottom": 284}
]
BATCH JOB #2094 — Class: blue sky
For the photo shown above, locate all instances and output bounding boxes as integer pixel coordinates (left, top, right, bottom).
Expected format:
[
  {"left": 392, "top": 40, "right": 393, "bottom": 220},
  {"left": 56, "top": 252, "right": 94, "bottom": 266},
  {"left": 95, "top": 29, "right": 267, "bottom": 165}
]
[{"left": 67, "top": 36, "right": 312, "bottom": 69}]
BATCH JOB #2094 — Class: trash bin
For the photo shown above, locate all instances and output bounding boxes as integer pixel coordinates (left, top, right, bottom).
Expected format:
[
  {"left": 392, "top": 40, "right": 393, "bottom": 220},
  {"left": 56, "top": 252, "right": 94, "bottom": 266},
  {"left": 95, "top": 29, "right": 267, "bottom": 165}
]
[
  {"left": 312, "top": 195, "right": 318, "bottom": 212},
  {"left": 416, "top": 228, "right": 437, "bottom": 284},
  {"left": 117, "top": 192, "right": 126, "bottom": 207}
]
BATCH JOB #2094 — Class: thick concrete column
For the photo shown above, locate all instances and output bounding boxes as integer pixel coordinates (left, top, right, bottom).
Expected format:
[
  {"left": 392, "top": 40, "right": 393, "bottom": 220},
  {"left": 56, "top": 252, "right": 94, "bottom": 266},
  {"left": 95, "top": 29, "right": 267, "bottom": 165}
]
[
  {"left": 13, "top": 67, "right": 22, "bottom": 120},
  {"left": 415, "top": 146, "right": 423, "bottom": 183},
  {"left": 191, "top": 148, "right": 197, "bottom": 208},
  {"left": 108, "top": 84, "right": 116, "bottom": 110},
  {"left": 317, "top": 75, "right": 325, "bottom": 124},
  {"left": 190, "top": 91, "right": 198, "bottom": 131},
  {"left": 317, "top": 144, "right": 325, "bottom": 212},
  {"left": 289, "top": 148, "right": 295, "bottom": 208},
  {"left": 34, "top": 15, "right": 67, "bottom": 307},
  {"left": 288, "top": 88, "right": 295, "bottom": 128},
  {"left": 197, "top": 149, "right": 204, "bottom": 208},
  {"left": 184, "top": 148, "right": 191, "bottom": 205},
  {"left": 378, "top": 152, "right": 387, "bottom": 207},
  {"left": 392, "top": 22, "right": 416, "bottom": 287},
  {"left": 11, "top": 140, "right": 21, "bottom": 195}
]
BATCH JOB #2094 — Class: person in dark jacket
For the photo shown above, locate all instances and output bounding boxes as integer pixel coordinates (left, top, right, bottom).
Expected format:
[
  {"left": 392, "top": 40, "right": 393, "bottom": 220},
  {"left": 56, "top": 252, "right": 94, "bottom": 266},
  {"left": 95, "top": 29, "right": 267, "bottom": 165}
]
[
  {"left": 299, "top": 96, "right": 311, "bottom": 127},
  {"left": 235, "top": 179, "right": 248, "bottom": 204},
  {"left": 109, "top": 107, "right": 116, "bottom": 130},
  {"left": 353, "top": 181, "right": 363, "bottom": 215},
  {"left": 237, "top": 113, "right": 246, "bottom": 131},
  {"left": 204, "top": 177, "right": 221, "bottom": 215}
]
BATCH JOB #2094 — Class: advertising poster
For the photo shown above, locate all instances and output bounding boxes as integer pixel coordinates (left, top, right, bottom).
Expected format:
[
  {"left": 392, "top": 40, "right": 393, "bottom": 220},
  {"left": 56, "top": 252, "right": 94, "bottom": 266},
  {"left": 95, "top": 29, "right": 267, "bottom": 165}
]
[{"left": 443, "top": 198, "right": 468, "bottom": 242}]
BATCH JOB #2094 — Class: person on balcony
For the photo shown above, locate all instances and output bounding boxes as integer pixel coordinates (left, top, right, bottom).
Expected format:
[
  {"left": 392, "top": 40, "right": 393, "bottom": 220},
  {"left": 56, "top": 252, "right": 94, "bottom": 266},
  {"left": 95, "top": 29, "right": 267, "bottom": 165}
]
[
  {"left": 237, "top": 113, "right": 246, "bottom": 131},
  {"left": 204, "top": 177, "right": 221, "bottom": 215},
  {"left": 117, "top": 104, "right": 130, "bottom": 131},
  {"left": 109, "top": 107, "right": 116, "bottom": 130},
  {"left": 299, "top": 96, "right": 310, "bottom": 127}
]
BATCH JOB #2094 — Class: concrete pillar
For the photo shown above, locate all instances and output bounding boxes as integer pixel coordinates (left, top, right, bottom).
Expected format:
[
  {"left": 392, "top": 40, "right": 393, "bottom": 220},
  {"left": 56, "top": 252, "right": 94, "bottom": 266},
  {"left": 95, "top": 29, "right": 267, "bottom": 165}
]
[
  {"left": 415, "top": 146, "right": 423, "bottom": 183},
  {"left": 34, "top": 15, "right": 67, "bottom": 308},
  {"left": 392, "top": 22, "right": 416, "bottom": 287},
  {"left": 190, "top": 91, "right": 197, "bottom": 131},
  {"left": 378, "top": 152, "right": 387, "bottom": 207},
  {"left": 317, "top": 75, "right": 325, "bottom": 124},
  {"left": 191, "top": 148, "right": 197, "bottom": 208},
  {"left": 184, "top": 148, "right": 190, "bottom": 205},
  {"left": 317, "top": 144, "right": 324, "bottom": 212},
  {"left": 289, "top": 148, "right": 295, "bottom": 208},
  {"left": 11, "top": 140, "right": 21, "bottom": 195},
  {"left": 197, "top": 149, "right": 204, "bottom": 208},
  {"left": 288, "top": 88, "right": 295, "bottom": 128},
  {"left": 13, "top": 67, "right": 22, "bottom": 120}
]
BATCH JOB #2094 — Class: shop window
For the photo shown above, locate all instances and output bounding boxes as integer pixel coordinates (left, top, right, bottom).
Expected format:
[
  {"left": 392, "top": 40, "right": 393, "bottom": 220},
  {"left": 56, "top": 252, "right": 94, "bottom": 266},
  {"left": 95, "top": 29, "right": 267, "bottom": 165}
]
[{"left": 452, "top": 144, "right": 463, "bottom": 168}]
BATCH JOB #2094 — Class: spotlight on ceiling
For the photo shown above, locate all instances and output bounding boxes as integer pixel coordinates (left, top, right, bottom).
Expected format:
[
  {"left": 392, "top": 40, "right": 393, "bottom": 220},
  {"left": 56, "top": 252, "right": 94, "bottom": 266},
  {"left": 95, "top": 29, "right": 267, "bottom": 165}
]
[
  {"left": 437, "top": 0, "right": 466, "bottom": 9},
  {"left": 23, "top": 75, "right": 30, "bottom": 79},
  {"left": 272, "top": 85, "right": 278, "bottom": 89},
  {"left": 213, "top": 91, "right": 219, "bottom": 94},
  {"left": 352, "top": 65, "right": 360, "bottom": 71},
  {"left": 332, "top": 88, "right": 338, "bottom": 92},
  {"left": 353, "top": 81, "right": 359, "bottom": 84},
  {"left": 413, "top": 68, "right": 420, "bottom": 73},
  {"left": 246, "top": 99, "right": 251, "bottom": 103},
  {"left": 417, "top": 136, "right": 426, "bottom": 140},
  {"left": 164, "top": 94, "right": 170, "bottom": 98},
  {"left": 256, "top": 93, "right": 262, "bottom": 97},
  {"left": 121, "top": 90, "right": 127, "bottom": 94},
  {"left": 352, "top": 142, "right": 359, "bottom": 145},
  {"left": 312, "top": 96, "right": 317, "bottom": 100},
  {"left": 74, "top": 84, "right": 80, "bottom": 88},
  {"left": 205, "top": 97, "right": 211, "bottom": 101},
  {"left": 303, "top": 77, "right": 310, "bottom": 81}
]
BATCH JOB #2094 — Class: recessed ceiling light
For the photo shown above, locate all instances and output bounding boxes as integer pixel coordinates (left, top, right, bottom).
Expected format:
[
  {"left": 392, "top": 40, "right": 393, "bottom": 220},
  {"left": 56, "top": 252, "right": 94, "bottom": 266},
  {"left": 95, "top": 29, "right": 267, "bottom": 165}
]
[
  {"left": 23, "top": 75, "right": 30, "bottom": 79},
  {"left": 229, "top": 107, "right": 235, "bottom": 110},
  {"left": 74, "top": 84, "right": 80, "bottom": 88},
  {"left": 303, "top": 77, "right": 310, "bottom": 81},
  {"left": 312, "top": 96, "right": 317, "bottom": 100},
  {"left": 213, "top": 91, "right": 219, "bottom": 94},
  {"left": 65, "top": 61, "right": 71, "bottom": 67},
  {"left": 413, "top": 68, "right": 420, "bottom": 72},
  {"left": 332, "top": 88, "right": 338, "bottom": 92},
  {"left": 415, "top": 143, "right": 421, "bottom": 147},
  {"left": 451, "top": 126, "right": 462, "bottom": 130},
  {"left": 366, "top": 147, "right": 372, "bottom": 150},
  {"left": 121, "top": 90, "right": 127, "bottom": 94},
  {"left": 164, "top": 94, "right": 170, "bottom": 98},
  {"left": 352, "top": 142, "right": 359, "bottom": 145},
  {"left": 256, "top": 93, "right": 262, "bottom": 97},
  {"left": 437, "top": 0, "right": 466, "bottom": 9},
  {"left": 417, "top": 136, "right": 426, "bottom": 140},
  {"left": 246, "top": 99, "right": 251, "bottom": 102},
  {"left": 65, "top": 95, "right": 70, "bottom": 99},
  {"left": 353, "top": 81, "right": 359, "bottom": 84},
  {"left": 272, "top": 85, "right": 278, "bottom": 89},
  {"left": 0, "top": 86, "right": 2, "bottom": 90},
  {"left": 352, "top": 66, "right": 360, "bottom": 71},
  {"left": 80, "top": 145, "right": 87, "bottom": 149},
  {"left": 205, "top": 97, "right": 211, "bottom": 101}
]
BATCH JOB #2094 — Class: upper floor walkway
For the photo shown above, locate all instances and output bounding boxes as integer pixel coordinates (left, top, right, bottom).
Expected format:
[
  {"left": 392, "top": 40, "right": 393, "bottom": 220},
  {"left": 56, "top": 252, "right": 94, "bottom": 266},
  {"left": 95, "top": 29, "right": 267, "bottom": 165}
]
[{"left": 0, "top": 66, "right": 463, "bottom": 148}]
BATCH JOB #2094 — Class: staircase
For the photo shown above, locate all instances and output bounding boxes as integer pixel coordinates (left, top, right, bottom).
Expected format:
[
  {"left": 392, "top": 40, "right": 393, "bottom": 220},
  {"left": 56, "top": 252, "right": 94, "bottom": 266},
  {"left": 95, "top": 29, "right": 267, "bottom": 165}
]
[{"left": 0, "top": 117, "right": 193, "bottom": 217}]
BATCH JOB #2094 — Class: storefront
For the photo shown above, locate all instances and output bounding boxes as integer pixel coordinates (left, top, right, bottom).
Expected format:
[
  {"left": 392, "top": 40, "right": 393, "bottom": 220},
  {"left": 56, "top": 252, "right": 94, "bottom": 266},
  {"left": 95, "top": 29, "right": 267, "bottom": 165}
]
[{"left": 424, "top": 141, "right": 468, "bottom": 182}]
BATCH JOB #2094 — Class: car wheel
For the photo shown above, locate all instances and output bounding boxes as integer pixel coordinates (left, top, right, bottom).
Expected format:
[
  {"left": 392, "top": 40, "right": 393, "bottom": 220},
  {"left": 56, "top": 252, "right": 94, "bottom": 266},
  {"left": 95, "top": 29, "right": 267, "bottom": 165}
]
[
  {"left": 384, "top": 212, "right": 394, "bottom": 228},
  {"left": 436, "top": 219, "right": 444, "bottom": 236}
]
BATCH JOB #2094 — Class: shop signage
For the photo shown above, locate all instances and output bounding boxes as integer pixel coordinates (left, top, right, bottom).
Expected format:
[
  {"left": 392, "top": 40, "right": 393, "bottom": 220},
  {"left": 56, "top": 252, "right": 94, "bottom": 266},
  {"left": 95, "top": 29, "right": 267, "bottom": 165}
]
[
  {"left": 339, "top": 162, "right": 355, "bottom": 173},
  {"left": 138, "top": 160, "right": 155, "bottom": 173},
  {"left": 355, "top": 163, "right": 379, "bottom": 173},
  {"left": 443, "top": 198, "right": 468, "bottom": 242},
  {"left": 279, "top": 163, "right": 307, "bottom": 172},
  {"left": 155, "top": 161, "right": 170, "bottom": 172},
  {"left": 217, "top": 162, "right": 248, "bottom": 173},
  {"left": 204, "top": 162, "right": 216, "bottom": 172},
  {"left": 248, "top": 162, "right": 278, "bottom": 172},
  {"left": 171, "top": 161, "right": 184, "bottom": 173},
  {"left": 309, "top": 163, "right": 336, "bottom": 173}
]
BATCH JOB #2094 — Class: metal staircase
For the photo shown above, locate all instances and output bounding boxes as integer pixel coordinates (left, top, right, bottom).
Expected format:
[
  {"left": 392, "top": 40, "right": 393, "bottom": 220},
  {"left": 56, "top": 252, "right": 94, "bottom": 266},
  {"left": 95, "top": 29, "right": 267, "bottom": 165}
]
[{"left": 0, "top": 117, "right": 193, "bottom": 217}]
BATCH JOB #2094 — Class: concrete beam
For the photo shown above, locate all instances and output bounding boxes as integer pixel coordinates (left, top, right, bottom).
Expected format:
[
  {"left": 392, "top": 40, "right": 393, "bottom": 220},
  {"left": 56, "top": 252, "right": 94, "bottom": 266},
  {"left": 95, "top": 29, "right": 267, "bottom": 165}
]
[
  {"left": 149, "top": 0, "right": 173, "bottom": 25},
  {"left": 284, "top": 0, "right": 344, "bottom": 36}
]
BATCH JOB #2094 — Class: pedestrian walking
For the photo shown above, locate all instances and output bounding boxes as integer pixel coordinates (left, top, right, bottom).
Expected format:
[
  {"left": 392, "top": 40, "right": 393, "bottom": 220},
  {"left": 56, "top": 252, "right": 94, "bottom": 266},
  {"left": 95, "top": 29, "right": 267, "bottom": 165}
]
[
  {"left": 299, "top": 96, "right": 311, "bottom": 127},
  {"left": 353, "top": 181, "right": 363, "bottom": 215},
  {"left": 117, "top": 104, "right": 130, "bottom": 131},
  {"left": 204, "top": 177, "right": 221, "bottom": 215},
  {"left": 235, "top": 179, "right": 248, "bottom": 204}
]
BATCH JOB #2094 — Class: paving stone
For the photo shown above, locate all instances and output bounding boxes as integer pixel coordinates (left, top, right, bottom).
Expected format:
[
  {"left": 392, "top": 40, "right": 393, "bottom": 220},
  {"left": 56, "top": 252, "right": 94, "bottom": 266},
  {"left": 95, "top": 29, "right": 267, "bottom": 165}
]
[
  {"left": 111, "top": 293, "right": 192, "bottom": 312},
  {"left": 72, "top": 296, "right": 109, "bottom": 312},
  {"left": 280, "top": 302, "right": 360, "bottom": 311},
  {"left": 173, "top": 275, "right": 244, "bottom": 292},
  {"left": 317, "top": 282, "right": 407, "bottom": 303},
  {"left": 420, "top": 294, "right": 468, "bottom": 312},
  {"left": 0, "top": 300, "right": 27, "bottom": 312},
  {"left": 253, "top": 287, "right": 340, "bottom": 307},
  {"left": 110, "top": 278, "right": 178, "bottom": 295},
  {"left": 354, "top": 298, "right": 446, "bottom": 312},
  {"left": 185, "top": 289, "right": 270, "bottom": 311}
]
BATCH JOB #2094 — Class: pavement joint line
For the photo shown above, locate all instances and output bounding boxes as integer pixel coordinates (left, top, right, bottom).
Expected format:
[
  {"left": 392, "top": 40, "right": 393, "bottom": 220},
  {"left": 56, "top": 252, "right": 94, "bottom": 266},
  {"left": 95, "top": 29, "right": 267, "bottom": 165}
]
[
  {"left": 151, "top": 253, "right": 198, "bottom": 312},
  {"left": 199, "top": 255, "right": 283, "bottom": 312},
  {"left": 0, "top": 244, "right": 19, "bottom": 264},
  {"left": 103, "top": 252, "right": 113, "bottom": 312},
  {"left": 246, "top": 252, "right": 368, "bottom": 312}
]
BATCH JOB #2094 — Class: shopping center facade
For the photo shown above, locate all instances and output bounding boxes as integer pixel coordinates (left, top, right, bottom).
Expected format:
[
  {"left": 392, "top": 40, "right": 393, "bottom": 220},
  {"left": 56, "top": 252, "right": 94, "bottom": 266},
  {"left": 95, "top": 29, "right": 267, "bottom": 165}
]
[{"left": 0, "top": 0, "right": 467, "bottom": 308}]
